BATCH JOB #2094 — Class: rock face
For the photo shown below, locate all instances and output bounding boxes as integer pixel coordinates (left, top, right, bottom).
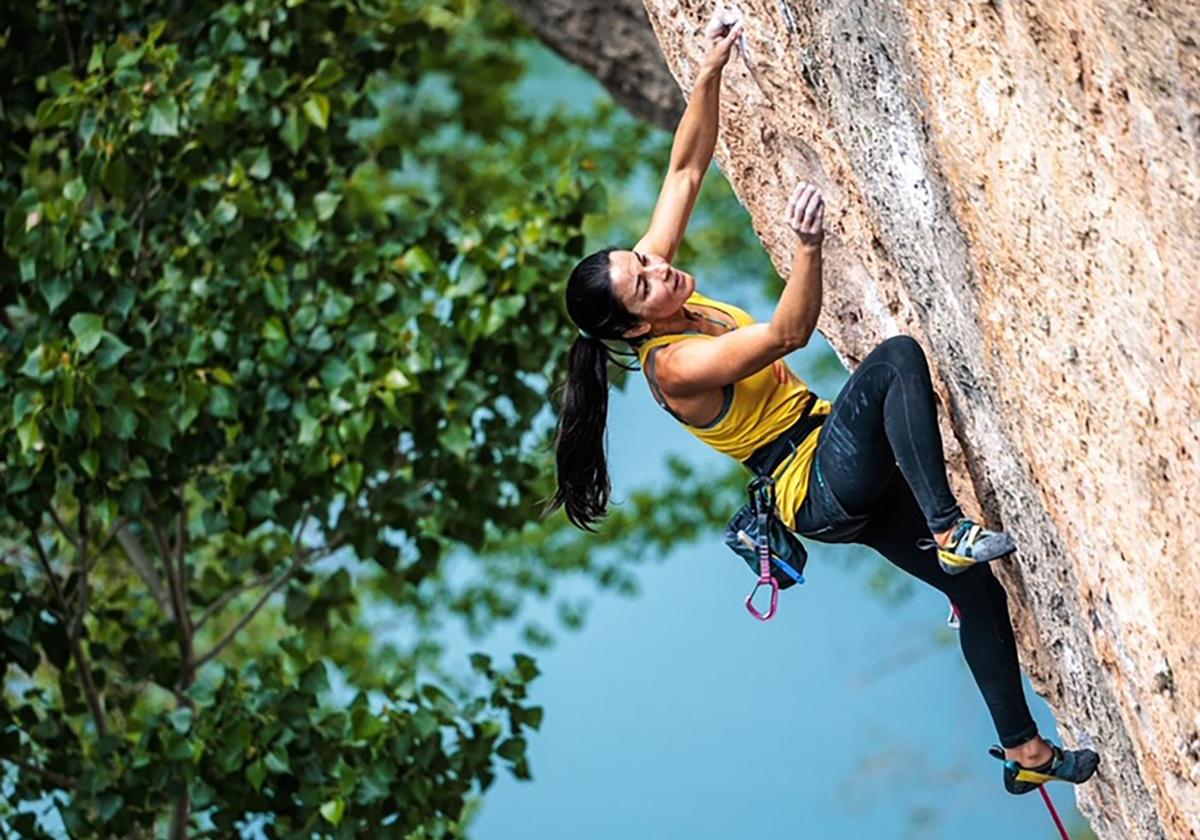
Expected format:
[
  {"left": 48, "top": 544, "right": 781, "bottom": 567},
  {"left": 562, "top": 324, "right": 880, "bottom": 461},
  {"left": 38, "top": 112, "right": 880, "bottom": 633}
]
[{"left": 521, "top": 1, "right": 1200, "bottom": 837}]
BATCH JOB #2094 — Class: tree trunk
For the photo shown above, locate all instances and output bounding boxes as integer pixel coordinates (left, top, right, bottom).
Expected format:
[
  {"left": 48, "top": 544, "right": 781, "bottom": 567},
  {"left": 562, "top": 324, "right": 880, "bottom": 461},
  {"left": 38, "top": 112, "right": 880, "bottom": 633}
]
[{"left": 517, "top": 1, "right": 1200, "bottom": 837}]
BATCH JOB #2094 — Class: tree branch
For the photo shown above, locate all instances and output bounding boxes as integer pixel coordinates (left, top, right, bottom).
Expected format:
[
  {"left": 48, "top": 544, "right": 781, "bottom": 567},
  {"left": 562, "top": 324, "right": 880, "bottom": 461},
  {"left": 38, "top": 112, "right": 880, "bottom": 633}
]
[
  {"left": 95, "top": 514, "right": 129, "bottom": 556},
  {"left": 170, "top": 801, "right": 190, "bottom": 840},
  {"left": 292, "top": 502, "right": 312, "bottom": 546},
  {"left": 171, "top": 487, "right": 196, "bottom": 698},
  {"left": 193, "top": 536, "right": 347, "bottom": 670},
  {"left": 193, "top": 569, "right": 276, "bottom": 632},
  {"left": 70, "top": 505, "right": 89, "bottom": 638},
  {"left": 47, "top": 506, "right": 78, "bottom": 545},
  {"left": 151, "top": 493, "right": 196, "bottom": 840},
  {"left": 29, "top": 529, "right": 67, "bottom": 612},
  {"left": 115, "top": 525, "right": 171, "bottom": 613},
  {"left": 2, "top": 756, "right": 77, "bottom": 790},
  {"left": 192, "top": 565, "right": 299, "bottom": 670},
  {"left": 149, "top": 521, "right": 173, "bottom": 567},
  {"left": 175, "top": 489, "right": 192, "bottom": 641},
  {"left": 29, "top": 528, "right": 108, "bottom": 738},
  {"left": 55, "top": 0, "right": 80, "bottom": 78},
  {"left": 154, "top": 522, "right": 193, "bottom": 693}
]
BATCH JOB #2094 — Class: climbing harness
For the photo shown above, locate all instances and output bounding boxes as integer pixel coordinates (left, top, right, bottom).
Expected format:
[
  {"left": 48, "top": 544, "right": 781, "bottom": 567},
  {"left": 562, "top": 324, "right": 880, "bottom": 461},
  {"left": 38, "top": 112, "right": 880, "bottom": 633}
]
[
  {"left": 636, "top": 296, "right": 824, "bottom": 622},
  {"left": 724, "top": 476, "right": 807, "bottom": 621},
  {"left": 723, "top": 402, "right": 826, "bottom": 621}
]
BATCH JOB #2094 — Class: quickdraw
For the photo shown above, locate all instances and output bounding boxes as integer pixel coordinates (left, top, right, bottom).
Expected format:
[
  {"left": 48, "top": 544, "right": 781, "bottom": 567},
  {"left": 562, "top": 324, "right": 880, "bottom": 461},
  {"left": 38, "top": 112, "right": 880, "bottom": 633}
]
[{"left": 744, "top": 477, "right": 784, "bottom": 621}]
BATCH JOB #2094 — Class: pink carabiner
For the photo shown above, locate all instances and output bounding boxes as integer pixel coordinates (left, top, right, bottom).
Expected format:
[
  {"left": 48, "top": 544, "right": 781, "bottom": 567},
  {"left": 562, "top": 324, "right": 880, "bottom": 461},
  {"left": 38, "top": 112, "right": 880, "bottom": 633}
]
[{"left": 745, "top": 575, "right": 779, "bottom": 621}]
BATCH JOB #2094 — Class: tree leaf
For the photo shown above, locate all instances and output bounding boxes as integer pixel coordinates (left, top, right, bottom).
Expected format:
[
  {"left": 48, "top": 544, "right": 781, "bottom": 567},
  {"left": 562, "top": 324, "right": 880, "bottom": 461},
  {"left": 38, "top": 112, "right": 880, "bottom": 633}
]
[
  {"left": 496, "top": 737, "right": 526, "bottom": 761},
  {"left": 246, "top": 758, "right": 266, "bottom": 792},
  {"left": 95, "top": 334, "right": 131, "bottom": 369},
  {"left": 96, "top": 792, "right": 124, "bottom": 823},
  {"left": 148, "top": 96, "right": 180, "bottom": 136},
  {"left": 79, "top": 450, "right": 99, "bottom": 478},
  {"left": 281, "top": 104, "right": 308, "bottom": 153},
  {"left": 319, "top": 797, "right": 345, "bottom": 826},
  {"left": 303, "top": 94, "right": 330, "bottom": 130},
  {"left": 314, "top": 191, "right": 341, "bottom": 221},
  {"left": 69, "top": 312, "right": 105, "bottom": 354}
]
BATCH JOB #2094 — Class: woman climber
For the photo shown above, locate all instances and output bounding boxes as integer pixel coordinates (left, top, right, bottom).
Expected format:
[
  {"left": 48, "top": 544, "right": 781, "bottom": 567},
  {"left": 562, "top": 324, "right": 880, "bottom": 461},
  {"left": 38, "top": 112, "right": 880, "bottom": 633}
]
[{"left": 546, "top": 8, "right": 1099, "bottom": 796}]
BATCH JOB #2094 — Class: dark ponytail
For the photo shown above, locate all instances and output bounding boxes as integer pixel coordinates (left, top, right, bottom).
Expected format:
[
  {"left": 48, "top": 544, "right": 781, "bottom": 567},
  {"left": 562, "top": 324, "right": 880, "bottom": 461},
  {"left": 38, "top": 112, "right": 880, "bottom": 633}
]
[{"left": 545, "top": 248, "right": 642, "bottom": 531}]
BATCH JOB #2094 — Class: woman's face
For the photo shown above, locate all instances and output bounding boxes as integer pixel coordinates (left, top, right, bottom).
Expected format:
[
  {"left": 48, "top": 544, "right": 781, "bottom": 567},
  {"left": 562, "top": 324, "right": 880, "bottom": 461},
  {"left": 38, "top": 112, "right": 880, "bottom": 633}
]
[{"left": 607, "top": 250, "right": 694, "bottom": 337}]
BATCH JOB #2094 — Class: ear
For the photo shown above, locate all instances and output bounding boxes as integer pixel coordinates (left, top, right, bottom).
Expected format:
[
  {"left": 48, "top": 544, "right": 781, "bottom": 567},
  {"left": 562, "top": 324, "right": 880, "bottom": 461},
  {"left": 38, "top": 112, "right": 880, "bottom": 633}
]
[{"left": 622, "top": 321, "right": 651, "bottom": 340}]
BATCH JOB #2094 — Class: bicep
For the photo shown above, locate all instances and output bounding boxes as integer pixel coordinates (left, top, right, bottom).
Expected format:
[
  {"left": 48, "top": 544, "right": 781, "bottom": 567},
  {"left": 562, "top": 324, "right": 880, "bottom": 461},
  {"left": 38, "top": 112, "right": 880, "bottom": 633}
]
[
  {"left": 634, "top": 170, "right": 702, "bottom": 263},
  {"left": 657, "top": 325, "right": 793, "bottom": 397}
]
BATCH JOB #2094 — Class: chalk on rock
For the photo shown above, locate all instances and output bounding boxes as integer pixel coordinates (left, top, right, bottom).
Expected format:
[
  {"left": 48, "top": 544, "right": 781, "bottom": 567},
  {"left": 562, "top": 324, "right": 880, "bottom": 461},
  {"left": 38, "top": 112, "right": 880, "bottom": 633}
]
[{"left": 704, "top": 5, "right": 743, "bottom": 38}]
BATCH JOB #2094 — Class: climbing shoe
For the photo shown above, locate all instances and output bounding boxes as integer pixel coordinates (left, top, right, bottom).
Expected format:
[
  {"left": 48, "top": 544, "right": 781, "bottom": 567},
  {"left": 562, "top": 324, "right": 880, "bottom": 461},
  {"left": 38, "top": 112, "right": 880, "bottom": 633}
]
[
  {"left": 916, "top": 517, "right": 1016, "bottom": 575},
  {"left": 988, "top": 742, "right": 1100, "bottom": 795}
]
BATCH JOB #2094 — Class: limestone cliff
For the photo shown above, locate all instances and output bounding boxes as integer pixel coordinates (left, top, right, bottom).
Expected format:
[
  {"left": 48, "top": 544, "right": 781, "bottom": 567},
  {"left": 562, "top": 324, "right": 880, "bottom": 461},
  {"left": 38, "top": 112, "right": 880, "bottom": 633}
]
[{"left": 514, "top": 1, "right": 1200, "bottom": 837}]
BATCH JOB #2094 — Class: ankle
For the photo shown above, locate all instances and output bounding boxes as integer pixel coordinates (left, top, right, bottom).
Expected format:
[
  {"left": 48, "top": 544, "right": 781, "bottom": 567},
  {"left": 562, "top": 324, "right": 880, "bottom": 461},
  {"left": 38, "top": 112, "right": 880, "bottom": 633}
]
[{"left": 1005, "top": 738, "right": 1052, "bottom": 766}]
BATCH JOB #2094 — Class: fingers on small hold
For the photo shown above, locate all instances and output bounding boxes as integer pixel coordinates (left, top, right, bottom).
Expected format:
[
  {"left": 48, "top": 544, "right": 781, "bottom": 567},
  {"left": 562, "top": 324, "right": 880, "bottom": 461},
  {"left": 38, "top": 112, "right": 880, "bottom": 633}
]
[
  {"left": 803, "top": 193, "right": 822, "bottom": 223},
  {"left": 787, "top": 182, "right": 807, "bottom": 216},
  {"left": 705, "top": 6, "right": 740, "bottom": 37}
]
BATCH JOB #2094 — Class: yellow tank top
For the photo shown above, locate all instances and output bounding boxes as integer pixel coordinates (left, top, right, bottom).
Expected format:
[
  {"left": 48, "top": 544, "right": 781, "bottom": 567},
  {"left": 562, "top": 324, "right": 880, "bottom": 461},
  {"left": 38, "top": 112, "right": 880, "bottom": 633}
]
[{"left": 635, "top": 290, "right": 831, "bottom": 530}]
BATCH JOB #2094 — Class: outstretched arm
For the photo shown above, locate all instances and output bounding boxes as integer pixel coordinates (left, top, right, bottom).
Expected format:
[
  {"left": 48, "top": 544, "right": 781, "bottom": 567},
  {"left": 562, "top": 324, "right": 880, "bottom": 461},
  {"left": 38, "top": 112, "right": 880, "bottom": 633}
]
[
  {"left": 655, "top": 181, "right": 826, "bottom": 395},
  {"left": 634, "top": 12, "right": 744, "bottom": 262}
]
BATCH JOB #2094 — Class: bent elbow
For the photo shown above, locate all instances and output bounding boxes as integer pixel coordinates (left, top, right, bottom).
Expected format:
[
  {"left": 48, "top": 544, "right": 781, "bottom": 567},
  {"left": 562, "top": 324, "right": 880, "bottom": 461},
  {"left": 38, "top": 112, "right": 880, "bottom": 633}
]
[
  {"left": 784, "top": 335, "right": 809, "bottom": 353},
  {"left": 770, "top": 325, "right": 810, "bottom": 353}
]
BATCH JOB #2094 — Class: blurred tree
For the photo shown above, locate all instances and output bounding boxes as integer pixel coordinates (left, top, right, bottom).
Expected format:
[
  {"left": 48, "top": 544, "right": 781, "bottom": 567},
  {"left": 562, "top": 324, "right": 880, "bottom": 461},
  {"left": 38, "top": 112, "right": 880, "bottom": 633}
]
[{"left": 0, "top": 0, "right": 756, "bottom": 836}]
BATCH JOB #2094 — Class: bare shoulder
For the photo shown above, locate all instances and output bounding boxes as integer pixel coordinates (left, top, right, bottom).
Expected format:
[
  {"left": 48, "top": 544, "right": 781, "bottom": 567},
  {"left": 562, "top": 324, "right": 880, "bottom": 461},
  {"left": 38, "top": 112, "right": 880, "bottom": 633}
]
[{"left": 652, "top": 337, "right": 708, "bottom": 398}]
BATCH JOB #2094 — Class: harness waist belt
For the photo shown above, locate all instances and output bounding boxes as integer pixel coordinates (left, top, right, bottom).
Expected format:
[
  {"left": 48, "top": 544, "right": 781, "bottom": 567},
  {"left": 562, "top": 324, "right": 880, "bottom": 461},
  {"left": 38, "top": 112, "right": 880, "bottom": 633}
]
[{"left": 742, "top": 399, "right": 827, "bottom": 478}]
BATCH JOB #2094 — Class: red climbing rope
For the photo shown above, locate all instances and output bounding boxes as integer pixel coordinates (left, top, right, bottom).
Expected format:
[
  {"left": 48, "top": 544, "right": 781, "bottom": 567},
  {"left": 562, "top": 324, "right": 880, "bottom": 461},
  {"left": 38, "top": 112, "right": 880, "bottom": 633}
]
[{"left": 1039, "top": 785, "right": 1070, "bottom": 840}]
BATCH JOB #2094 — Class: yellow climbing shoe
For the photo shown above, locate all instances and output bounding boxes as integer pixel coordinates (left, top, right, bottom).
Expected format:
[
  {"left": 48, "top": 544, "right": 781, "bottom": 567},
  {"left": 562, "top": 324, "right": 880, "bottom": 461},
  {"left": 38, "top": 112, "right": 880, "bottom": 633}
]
[{"left": 917, "top": 517, "right": 1017, "bottom": 575}]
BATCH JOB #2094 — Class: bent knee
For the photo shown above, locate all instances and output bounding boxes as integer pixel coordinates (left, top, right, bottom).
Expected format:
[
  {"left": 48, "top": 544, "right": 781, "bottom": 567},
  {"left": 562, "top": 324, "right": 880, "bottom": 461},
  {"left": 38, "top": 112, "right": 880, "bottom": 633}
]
[{"left": 871, "top": 334, "right": 927, "bottom": 368}]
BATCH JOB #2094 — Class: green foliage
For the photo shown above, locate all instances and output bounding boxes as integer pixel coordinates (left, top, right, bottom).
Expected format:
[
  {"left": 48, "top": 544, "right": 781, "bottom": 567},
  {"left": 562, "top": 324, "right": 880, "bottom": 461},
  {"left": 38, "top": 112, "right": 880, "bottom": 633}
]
[
  {"left": 0, "top": 0, "right": 680, "bottom": 835},
  {"left": 0, "top": 0, "right": 832, "bottom": 834}
]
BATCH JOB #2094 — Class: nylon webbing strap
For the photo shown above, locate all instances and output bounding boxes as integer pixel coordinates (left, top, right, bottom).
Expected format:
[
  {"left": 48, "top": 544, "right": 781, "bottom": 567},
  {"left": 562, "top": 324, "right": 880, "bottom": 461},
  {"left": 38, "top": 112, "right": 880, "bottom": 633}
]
[{"left": 742, "top": 399, "right": 825, "bottom": 477}]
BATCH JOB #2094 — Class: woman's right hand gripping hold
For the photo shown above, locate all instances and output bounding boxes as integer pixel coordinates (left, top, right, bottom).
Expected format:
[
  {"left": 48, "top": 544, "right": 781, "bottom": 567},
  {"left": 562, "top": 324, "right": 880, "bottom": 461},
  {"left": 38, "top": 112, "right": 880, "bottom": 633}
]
[
  {"left": 786, "top": 180, "right": 825, "bottom": 247},
  {"left": 654, "top": 179, "right": 828, "bottom": 399}
]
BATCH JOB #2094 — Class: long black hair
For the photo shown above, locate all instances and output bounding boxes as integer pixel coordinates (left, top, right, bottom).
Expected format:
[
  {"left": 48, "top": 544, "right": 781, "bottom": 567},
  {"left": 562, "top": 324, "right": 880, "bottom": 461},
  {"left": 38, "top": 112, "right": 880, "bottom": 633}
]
[{"left": 544, "top": 247, "right": 644, "bottom": 531}]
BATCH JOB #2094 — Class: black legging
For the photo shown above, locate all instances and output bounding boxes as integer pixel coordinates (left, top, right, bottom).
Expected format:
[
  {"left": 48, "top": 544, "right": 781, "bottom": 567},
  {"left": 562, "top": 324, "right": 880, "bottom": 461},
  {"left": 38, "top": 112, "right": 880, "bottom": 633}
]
[{"left": 791, "top": 336, "right": 1039, "bottom": 748}]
